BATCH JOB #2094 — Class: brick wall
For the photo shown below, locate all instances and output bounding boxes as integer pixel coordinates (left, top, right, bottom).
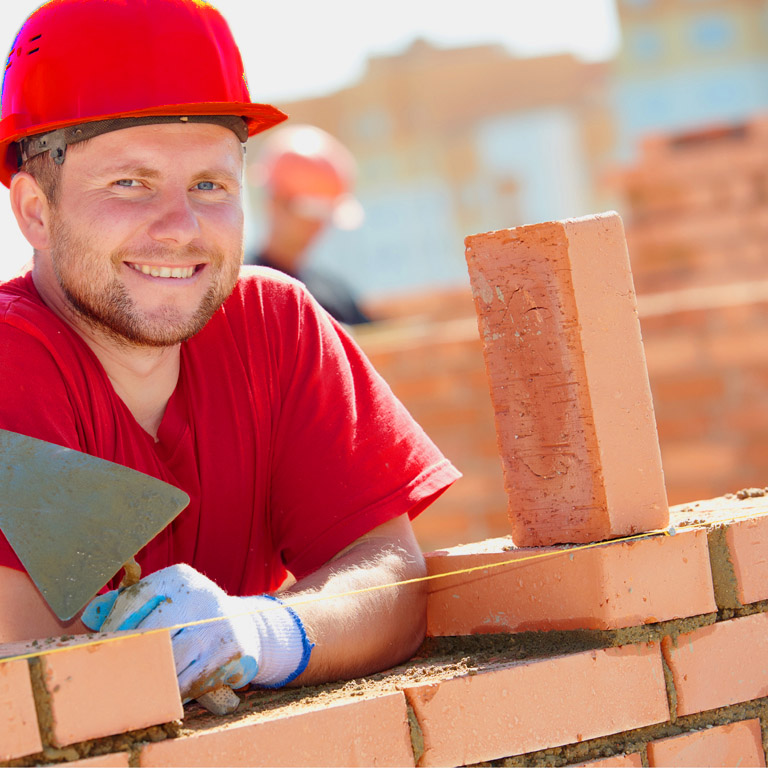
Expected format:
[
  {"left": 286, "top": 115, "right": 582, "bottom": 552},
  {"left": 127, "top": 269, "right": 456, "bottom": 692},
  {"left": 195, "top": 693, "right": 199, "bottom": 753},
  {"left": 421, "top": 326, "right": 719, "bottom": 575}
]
[
  {"left": 3, "top": 494, "right": 768, "bottom": 766},
  {"left": 610, "top": 116, "right": 768, "bottom": 296}
]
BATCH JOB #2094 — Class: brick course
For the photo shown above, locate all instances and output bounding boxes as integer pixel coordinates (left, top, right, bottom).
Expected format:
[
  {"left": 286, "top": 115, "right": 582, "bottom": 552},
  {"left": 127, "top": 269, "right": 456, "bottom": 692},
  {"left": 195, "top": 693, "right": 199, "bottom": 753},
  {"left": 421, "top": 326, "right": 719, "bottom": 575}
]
[
  {"left": 404, "top": 643, "right": 668, "bottom": 766},
  {"left": 425, "top": 527, "right": 715, "bottom": 635},
  {"left": 138, "top": 693, "right": 414, "bottom": 767}
]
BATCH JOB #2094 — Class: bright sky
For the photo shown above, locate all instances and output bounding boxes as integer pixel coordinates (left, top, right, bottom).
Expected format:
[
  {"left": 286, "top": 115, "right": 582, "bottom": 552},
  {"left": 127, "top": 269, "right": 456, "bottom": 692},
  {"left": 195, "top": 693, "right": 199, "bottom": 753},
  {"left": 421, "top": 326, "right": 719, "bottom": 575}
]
[{"left": 0, "top": 0, "right": 621, "bottom": 279}]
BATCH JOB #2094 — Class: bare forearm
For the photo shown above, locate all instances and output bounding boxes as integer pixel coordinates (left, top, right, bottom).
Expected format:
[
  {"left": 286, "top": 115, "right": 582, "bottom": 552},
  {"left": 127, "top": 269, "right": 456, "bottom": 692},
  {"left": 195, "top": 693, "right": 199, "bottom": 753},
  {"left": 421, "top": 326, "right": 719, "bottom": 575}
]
[{"left": 280, "top": 519, "right": 427, "bottom": 685}]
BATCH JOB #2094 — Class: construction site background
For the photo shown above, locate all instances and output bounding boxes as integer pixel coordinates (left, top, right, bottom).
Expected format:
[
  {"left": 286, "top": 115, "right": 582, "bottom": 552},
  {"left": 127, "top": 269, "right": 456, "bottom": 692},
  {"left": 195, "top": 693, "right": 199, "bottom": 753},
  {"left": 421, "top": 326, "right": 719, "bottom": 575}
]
[{"left": 242, "top": 0, "right": 768, "bottom": 553}]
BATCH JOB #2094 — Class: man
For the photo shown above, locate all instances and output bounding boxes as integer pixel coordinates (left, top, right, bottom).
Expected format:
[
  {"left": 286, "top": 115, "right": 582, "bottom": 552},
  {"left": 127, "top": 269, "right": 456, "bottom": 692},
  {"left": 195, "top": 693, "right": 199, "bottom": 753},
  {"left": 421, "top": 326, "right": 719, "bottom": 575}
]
[
  {"left": 0, "top": 0, "right": 459, "bottom": 704},
  {"left": 245, "top": 124, "right": 372, "bottom": 326}
]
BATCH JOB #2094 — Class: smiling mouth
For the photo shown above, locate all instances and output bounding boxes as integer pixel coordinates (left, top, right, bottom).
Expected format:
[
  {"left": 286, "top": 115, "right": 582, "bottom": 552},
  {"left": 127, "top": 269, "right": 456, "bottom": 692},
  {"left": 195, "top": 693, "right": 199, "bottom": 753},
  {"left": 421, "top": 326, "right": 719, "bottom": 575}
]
[{"left": 127, "top": 263, "right": 200, "bottom": 279}]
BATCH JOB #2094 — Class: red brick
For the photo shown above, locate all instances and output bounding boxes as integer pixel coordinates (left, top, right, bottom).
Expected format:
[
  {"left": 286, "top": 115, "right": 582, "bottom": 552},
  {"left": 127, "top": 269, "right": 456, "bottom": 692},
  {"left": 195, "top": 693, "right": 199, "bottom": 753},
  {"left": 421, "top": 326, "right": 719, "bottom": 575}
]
[
  {"left": 35, "top": 631, "right": 182, "bottom": 747},
  {"left": 426, "top": 527, "right": 715, "bottom": 635},
  {"left": 725, "top": 514, "right": 768, "bottom": 605},
  {"left": 404, "top": 643, "right": 668, "bottom": 766},
  {"left": 138, "top": 692, "right": 413, "bottom": 767},
  {"left": 465, "top": 213, "right": 668, "bottom": 547},
  {"left": 573, "top": 754, "right": 644, "bottom": 767},
  {"left": 662, "top": 612, "right": 768, "bottom": 716},
  {"left": 647, "top": 719, "right": 765, "bottom": 767},
  {"left": 0, "top": 658, "right": 42, "bottom": 761}
]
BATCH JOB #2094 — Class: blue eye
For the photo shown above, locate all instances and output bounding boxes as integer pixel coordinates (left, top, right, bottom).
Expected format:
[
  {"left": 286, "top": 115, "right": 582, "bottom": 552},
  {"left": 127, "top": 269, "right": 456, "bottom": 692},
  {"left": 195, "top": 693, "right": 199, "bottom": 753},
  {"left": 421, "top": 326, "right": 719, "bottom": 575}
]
[
  {"left": 115, "top": 179, "right": 139, "bottom": 187},
  {"left": 196, "top": 181, "right": 218, "bottom": 191}
]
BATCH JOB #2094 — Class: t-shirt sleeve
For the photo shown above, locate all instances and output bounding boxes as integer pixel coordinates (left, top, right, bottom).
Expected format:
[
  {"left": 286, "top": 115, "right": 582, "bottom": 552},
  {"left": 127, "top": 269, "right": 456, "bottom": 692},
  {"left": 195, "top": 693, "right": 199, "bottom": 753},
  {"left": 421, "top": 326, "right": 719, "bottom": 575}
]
[{"left": 263, "top": 282, "right": 461, "bottom": 581}]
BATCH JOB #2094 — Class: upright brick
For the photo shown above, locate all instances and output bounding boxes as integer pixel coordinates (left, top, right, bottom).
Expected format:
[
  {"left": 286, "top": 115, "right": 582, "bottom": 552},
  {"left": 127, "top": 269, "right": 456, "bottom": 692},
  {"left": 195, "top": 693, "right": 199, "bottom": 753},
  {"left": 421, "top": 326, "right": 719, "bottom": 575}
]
[
  {"left": 662, "top": 612, "right": 768, "bottom": 716},
  {"left": 465, "top": 212, "right": 668, "bottom": 546},
  {"left": 36, "top": 631, "right": 182, "bottom": 747},
  {"left": 405, "top": 643, "right": 668, "bottom": 766},
  {"left": 0, "top": 658, "right": 42, "bottom": 761},
  {"left": 426, "top": 527, "right": 716, "bottom": 636},
  {"left": 647, "top": 719, "right": 765, "bottom": 767},
  {"left": 139, "top": 692, "right": 414, "bottom": 767}
]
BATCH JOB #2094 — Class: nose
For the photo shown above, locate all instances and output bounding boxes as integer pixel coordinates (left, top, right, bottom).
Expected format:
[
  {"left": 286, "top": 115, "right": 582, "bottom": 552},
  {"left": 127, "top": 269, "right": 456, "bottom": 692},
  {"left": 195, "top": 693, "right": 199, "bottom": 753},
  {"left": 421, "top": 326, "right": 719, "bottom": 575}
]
[{"left": 146, "top": 189, "right": 201, "bottom": 246}]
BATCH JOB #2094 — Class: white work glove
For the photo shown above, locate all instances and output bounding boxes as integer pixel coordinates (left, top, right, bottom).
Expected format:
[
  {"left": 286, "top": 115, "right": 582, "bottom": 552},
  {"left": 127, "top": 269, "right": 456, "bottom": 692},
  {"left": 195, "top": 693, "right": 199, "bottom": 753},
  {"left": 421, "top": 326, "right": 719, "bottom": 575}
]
[{"left": 82, "top": 564, "right": 312, "bottom": 702}]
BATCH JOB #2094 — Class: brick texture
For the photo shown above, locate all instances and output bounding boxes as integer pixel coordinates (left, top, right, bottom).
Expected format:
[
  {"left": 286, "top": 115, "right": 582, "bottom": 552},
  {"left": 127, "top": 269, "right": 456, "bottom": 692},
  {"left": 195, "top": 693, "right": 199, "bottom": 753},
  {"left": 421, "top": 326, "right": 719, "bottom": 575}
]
[
  {"left": 404, "top": 643, "right": 668, "bottom": 766},
  {"left": 138, "top": 692, "right": 414, "bottom": 767},
  {"left": 647, "top": 719, "right": 765, "bottom": 767},
  {"left": 0, "top": 658, "right": 42, "bottom": 761},
  {"left": 662, "top": 612, "right": 768, "bottom": 716},
  {"left": 425, "top": 527, "right": 715, "bottom": 635},
  {"left": 464, "top": 212, "right": 668, "bottom": 546},
  {"left": 37, "top": 631, "right": 182, "bottom": 747}
]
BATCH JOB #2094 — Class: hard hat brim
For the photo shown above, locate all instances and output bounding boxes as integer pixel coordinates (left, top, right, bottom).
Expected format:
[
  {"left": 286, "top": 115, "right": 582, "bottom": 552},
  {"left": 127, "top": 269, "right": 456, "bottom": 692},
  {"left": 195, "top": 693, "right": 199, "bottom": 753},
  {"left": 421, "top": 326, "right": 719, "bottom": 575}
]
[{"left": 0, "top": 101, "right": 288, "bottom": 188}]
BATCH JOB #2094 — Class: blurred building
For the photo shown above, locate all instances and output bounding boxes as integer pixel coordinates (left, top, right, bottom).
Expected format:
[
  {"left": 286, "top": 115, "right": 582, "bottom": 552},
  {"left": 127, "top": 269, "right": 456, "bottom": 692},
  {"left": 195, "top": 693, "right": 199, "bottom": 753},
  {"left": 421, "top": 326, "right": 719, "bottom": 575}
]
[
  {"left": 613, "top": 0, "right": 768, "bottom": 162},
  {"left": 246, "top": 40, "right": 614, "bottom": 301},
  {"left": 613, "top": 117, "right": 768, "bottom": 294}
]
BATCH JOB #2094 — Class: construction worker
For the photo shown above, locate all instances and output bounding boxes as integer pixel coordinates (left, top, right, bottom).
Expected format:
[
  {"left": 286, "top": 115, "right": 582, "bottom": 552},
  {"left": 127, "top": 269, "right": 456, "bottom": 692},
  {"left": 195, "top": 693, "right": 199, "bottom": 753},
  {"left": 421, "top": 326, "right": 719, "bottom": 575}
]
[
  {"left": 0, "top": 0, "right": 460, "bottom": 704},
  {"left": 245, "top": 123, "right": 372, "bottom": 326}
]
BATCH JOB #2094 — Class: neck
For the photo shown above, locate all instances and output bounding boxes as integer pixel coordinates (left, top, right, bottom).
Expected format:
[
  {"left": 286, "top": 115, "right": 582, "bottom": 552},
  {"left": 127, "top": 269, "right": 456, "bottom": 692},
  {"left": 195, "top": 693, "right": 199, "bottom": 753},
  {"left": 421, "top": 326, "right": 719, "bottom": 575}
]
[
  {"left": 79, "top": 332, "right": 180, "bottom": 441},
  {"left": 32, "top": 263, "right": 180, "bottom": 440}
]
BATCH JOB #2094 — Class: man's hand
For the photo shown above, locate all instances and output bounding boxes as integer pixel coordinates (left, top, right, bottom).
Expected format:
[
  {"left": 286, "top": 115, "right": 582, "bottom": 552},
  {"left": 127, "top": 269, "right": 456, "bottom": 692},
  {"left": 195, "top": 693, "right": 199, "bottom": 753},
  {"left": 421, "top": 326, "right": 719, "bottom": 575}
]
[
  {"left": 83, "top": 513, "right": 426, "bottom": 698},
  {"left": 82, "top": 564, "right": 311, "bottom": 702}
]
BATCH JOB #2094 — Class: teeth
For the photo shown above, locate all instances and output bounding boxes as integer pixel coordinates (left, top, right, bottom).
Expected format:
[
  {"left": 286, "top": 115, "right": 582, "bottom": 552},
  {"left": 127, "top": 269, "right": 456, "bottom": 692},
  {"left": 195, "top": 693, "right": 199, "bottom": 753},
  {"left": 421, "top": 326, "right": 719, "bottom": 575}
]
[{"left": 129, "top": 263, "right": 196, "bottom": 279}]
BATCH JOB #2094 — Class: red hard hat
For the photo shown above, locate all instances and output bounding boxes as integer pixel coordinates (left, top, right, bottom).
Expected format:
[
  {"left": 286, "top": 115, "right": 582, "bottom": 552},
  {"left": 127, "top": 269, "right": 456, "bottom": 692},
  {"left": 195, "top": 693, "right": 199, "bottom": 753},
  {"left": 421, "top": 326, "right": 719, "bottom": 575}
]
[
  {"left": 0, "top": 0, "right": 288, "bottom": 187},
  {"left": 254, "top": 125, "right": 364, "bottom": 229}
]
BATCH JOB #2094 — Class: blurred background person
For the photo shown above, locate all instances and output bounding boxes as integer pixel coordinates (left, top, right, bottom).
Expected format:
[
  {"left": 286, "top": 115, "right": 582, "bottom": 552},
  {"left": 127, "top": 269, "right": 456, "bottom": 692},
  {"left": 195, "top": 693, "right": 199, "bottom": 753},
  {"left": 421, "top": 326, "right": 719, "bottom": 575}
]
[{"left": 245, "top": 124, "right": 372, "bottom": 326}]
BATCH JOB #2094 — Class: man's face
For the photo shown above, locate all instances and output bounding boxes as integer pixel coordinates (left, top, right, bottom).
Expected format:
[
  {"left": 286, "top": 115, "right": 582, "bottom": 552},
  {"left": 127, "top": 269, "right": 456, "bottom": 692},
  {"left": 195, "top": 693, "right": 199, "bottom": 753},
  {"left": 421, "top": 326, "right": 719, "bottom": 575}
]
[{"left": 43, "top": 122, "right": 244, "bottom": 347}]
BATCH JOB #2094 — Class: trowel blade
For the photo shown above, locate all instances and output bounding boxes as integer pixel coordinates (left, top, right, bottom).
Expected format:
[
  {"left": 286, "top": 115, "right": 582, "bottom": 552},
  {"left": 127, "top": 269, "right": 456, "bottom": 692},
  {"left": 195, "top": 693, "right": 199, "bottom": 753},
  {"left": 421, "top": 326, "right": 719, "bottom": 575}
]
[{"left": 0, "top": 429, "right": 189, "bottom": 621}]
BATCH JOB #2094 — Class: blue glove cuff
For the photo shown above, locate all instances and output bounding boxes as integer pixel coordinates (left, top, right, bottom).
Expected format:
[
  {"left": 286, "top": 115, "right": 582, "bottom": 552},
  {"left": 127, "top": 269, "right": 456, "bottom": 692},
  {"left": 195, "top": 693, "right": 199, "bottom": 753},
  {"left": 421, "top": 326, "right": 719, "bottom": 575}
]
[
  {"left": 259, "top": 597, "right": 314, "bottom": 689},
  {"left": 249, "top": 594, "right": 314, "bottom": 689}
]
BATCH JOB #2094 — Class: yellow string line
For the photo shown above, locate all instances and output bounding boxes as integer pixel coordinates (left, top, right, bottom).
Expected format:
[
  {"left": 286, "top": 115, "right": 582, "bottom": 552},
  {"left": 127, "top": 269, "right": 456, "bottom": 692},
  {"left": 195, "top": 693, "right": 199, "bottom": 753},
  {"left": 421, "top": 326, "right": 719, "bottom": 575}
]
[{"left": 3, "top": 501, "right": 768, "bottom": 666}]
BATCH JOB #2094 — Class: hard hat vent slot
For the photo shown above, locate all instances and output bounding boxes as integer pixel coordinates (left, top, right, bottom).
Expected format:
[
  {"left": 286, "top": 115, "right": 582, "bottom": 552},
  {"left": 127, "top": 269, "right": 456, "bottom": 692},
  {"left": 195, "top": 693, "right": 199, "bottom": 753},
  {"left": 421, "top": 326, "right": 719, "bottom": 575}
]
[{"left": 27, "top": 34, "right": 41, "bottom": 56}]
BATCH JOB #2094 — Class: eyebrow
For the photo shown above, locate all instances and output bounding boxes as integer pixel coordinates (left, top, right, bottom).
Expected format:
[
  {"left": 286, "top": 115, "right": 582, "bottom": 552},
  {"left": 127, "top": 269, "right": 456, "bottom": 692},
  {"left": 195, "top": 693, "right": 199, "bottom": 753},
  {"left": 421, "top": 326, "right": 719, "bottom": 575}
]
[
  {"left": 94, "top": 165, "right": 162, "bottom": 180},
  {"left": 92, "top": 166, "right": 241, "bottom": 184}
]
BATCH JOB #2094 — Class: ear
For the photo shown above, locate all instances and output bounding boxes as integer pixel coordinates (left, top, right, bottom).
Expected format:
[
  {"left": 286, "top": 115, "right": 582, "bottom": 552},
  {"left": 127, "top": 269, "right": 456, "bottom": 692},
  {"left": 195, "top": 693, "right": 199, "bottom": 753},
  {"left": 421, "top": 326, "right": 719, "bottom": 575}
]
[{"left": 10, "top": 172, "right": 52, "bottom": 251}]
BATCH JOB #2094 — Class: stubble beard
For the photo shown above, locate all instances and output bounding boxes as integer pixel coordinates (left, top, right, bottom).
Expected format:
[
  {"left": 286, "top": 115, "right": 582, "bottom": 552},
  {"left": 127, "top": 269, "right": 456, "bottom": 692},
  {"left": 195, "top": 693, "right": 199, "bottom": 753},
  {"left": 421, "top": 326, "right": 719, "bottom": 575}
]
[{"left": 48, "top": 212, "right": 242, "bottom": 348}]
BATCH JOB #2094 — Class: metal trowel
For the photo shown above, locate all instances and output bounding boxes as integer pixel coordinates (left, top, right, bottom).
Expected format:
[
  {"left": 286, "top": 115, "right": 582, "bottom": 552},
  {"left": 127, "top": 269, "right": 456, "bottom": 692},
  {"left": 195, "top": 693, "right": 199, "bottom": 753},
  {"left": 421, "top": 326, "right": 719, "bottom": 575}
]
[{"left": 0, "top": 428, "right": 189, "bottom": 622}]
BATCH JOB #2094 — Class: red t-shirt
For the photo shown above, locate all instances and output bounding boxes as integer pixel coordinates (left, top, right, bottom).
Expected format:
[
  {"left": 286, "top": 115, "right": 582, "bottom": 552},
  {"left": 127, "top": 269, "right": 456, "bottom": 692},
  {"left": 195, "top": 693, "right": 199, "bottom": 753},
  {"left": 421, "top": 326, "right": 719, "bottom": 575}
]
[{"left": 0, "top": 268, "right": 460, "bottom": 595}]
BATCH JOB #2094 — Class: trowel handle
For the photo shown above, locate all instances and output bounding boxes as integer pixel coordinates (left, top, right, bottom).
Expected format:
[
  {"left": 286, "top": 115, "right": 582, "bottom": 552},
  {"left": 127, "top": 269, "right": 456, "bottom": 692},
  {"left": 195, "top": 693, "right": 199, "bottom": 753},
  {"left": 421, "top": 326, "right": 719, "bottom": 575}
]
[{"left": 119, "top": 557, "right": 142, "bottom": 588}]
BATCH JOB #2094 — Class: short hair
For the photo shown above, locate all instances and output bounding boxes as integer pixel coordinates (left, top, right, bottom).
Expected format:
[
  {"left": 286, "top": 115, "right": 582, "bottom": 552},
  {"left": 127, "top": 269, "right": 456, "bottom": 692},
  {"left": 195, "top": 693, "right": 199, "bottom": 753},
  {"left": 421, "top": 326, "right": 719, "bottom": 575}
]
[{"left": 20, "top": 151, "right": 62, "bottom": 206}]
